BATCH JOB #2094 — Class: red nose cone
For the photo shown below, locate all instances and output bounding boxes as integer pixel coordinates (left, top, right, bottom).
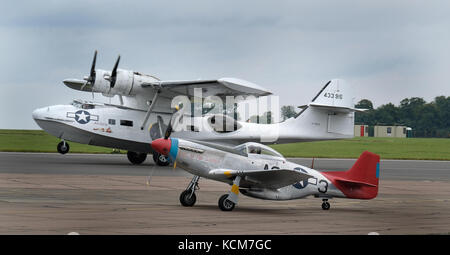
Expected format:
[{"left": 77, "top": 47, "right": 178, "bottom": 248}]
[{"left": 151, "top": 138, "right": 172, "bottom": 156}]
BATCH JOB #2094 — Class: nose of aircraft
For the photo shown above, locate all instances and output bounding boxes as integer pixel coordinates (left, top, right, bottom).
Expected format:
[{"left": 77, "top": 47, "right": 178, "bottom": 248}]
[
  {"left": 151, "top": 138, "right": 172, "bottom": 156},
  {"left": 32, "top": 107, "right": 47, "bottom": 120}
]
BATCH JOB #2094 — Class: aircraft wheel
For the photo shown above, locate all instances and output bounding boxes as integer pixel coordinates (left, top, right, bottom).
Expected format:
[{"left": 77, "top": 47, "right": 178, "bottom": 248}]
[
  {"left": 218, "top": 194, "right": 235, "bottom": 211},
  {"left": 57, "top": 141, "right": 70, "bottom": 154},
  {"left": 180, "top": 190, "right": 196, "bottom": 207},
  {"left": 127, "top": 151, "right": 147, "bottom": 165},
  {"left": 153, "top": 152, "right": 170, "bottom": 166},
  {"left": 322, "top": 202, "right": 330, "bottom": 210}
]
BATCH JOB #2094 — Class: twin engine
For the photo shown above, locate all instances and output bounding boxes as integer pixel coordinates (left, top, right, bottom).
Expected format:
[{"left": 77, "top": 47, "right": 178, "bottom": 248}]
[{"left": 91, "top": 69, "right": 158, "bottom": 96}]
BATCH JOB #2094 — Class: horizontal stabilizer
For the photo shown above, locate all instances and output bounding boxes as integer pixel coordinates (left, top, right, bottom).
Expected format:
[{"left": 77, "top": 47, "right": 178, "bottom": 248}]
[
  {"left": 333, "top": 178, "right": 377, "bottom": 187},
  {"left": 309, "top": 103, "right": 367, "bottom": 113}
]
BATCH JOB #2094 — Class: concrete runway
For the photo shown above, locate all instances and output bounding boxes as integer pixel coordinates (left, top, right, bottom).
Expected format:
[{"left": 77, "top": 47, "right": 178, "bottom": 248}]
[{"left": 0, "top": 152, "right": 449, "bottom": 234}]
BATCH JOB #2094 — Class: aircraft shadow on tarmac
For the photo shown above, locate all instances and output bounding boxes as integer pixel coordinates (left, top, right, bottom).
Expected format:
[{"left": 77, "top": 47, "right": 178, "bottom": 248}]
[
  {"left": 180, "top": 203, "right": 373, "bottom": 214},
  {"left": 45, "top": 160, "right": 151, "bottom": 167}
]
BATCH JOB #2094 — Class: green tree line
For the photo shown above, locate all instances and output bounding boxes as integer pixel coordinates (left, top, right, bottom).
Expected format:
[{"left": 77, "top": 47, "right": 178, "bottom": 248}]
[
  {"left": 355, "top": 96, "right": 450, "bottom": 138},
  {"left": 278, "top": 96, "right": 449, "bottom": 138}
]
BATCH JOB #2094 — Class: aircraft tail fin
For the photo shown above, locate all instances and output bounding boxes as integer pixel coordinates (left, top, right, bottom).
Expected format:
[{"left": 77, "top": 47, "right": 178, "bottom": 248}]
[
  {"left": 290, "top": 79, "right": 356, "bottom": 138},
  {"left": 308, "top": 79, "right": 354, "bottom": 111},
  {"left": 322, "top": 151, "right": 380, "bottom": 199}
]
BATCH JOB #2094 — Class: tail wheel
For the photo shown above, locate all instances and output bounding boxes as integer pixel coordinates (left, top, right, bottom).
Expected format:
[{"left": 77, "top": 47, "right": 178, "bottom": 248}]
[
  {"left": 180, "top": 190, "right": 196, "bottom": 207},
  {"left": 322, "top": 201, "right": 330, "bottom": 210},
  {"left": 57, "top": 141, "right": 70, "bottom": 154},
  {"left": 218, "top": 194, "right": 235, "bottom": 211}
]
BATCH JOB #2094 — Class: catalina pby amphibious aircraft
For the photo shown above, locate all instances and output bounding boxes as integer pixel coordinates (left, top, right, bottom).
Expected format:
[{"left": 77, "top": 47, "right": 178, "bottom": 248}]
[
  {"left": 151, "top": 128, "right": 380, "bottom": 211},
  {"left": 32, "top": 51, "right": 361, "bottom": 165}
]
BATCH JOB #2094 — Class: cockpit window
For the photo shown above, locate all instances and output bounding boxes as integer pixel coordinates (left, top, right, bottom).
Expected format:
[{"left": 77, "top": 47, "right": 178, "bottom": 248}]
[
  {"left": 260, "top": 148, "right": 281, "bottom": 157},
  {"left": 247, "top": 144, "right": 283, "bottom": 158},
  {"left": 82, "top": 104, "right": 95, "bottom": 109},
  {"left": 71, "top": 101, "right": 96, "bottom": 110},
  {"left": 71, "top": 101, "right": 82, "bottom": 108},
  {"left": 248, "top": 145, "right": 262, "bottom": 154},
  {"left": 234, "top": 145, "right": 247, "bottom": 155}
]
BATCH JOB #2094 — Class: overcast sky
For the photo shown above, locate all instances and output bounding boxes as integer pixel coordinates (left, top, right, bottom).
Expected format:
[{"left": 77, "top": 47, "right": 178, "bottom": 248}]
[{"left": 1, "top": 0, "right": 449, "bottom": 129}]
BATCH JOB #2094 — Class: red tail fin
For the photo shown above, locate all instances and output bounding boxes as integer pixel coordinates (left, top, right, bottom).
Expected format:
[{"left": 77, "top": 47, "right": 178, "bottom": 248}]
[{"left": 322, "top": 151, "right": 380, "bottom": 199}]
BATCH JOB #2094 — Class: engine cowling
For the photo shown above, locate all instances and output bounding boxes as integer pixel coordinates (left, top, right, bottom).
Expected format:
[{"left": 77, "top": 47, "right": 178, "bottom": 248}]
[
  {"left": 103, "top": 69, "right": 159, "bottom": 96},
  {"left": 108, "top": 69, "right": 135, "bottom": 95},
  {"left": 91, "top": 69, "right": 112, "bottom": 94},
  {"left": 65, "top": 52, "right": 161, "bottom": 96}
]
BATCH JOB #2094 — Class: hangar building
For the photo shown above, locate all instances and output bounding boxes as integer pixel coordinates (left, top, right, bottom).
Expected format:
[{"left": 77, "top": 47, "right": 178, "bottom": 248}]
[{"left": 354, "top": 125, "right": 410, "bottom": 138}]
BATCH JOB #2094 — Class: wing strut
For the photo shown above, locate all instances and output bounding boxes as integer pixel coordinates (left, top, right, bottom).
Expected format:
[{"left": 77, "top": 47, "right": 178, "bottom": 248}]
[{"left": 140, "top": 89, "right": 160, "bottom": 130}]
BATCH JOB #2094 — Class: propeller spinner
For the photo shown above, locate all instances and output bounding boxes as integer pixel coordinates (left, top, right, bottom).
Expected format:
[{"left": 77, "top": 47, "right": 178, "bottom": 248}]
[{"left": 151, "top": 105, "right": 182, "bottom": 156}]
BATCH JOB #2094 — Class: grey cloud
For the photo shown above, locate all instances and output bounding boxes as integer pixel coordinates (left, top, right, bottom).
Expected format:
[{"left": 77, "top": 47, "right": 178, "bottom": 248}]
[{"left": 0, "top": 0, "right": 449, "bottom": 128}]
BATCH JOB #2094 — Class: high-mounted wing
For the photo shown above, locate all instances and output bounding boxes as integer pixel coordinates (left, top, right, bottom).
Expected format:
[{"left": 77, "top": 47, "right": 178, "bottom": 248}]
[
  {"left": 209, "top": 169, "right": 313, "bottom": 189},
  {"left": 142, "top": 77, "right": 272, "bottom": 99},
  {"left": 63, "top": 52, "right": 272, "bottom": 99}
]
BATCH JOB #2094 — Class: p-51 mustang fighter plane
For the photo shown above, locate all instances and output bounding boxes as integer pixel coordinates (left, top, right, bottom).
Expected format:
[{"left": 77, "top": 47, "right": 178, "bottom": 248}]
[
  {"left": 151, "top": 115, "right": 380, "bottom": 211},
  {"left": 33, "top": 51, "right": 360, "bottom": 165}
]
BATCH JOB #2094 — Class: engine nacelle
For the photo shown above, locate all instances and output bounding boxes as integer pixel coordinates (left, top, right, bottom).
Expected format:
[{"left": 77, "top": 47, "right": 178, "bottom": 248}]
[
  {"left": 95, "top": 69, "right": 159, "bottom": 96},
  {"left": 65, "top": 51, "right": 161, "bottom": 97},
  {"left": 109, "top": 69, "right": 135, "bottom": 95},
  {"left": 91, "top": 69, "right": 112, "bottom": 94}
]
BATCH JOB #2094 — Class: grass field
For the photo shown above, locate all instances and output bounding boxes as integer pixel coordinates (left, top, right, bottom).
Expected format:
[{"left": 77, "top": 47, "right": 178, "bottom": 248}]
[
  {"left": 0, "top": 129, "right": 449, "bottom": 160},
  {"left": 0, "top": 130, "right": 117, "bottom": 154},
  {"left": 270, "top": 137, "right": 450, "bottom": 160}
]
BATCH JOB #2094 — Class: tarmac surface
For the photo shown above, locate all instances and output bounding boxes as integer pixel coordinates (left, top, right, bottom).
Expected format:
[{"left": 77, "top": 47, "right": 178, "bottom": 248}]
[{"left": 0, "top": 152, "right": 449, "bottom": 234}]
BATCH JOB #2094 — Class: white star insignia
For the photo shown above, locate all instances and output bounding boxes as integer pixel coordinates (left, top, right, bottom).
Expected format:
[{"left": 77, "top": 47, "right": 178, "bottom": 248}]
[{"left": 76, "top": 111, "right": 88, "bottom": 122}]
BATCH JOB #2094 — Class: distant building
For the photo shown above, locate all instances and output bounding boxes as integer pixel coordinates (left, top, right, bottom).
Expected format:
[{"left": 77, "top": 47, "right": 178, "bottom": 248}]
[
  {"left": 354, "top": 125, "right": 369, "bottom": 137},
  {"left": 374, "top": 125, "right": 407, "bottom": 138}
]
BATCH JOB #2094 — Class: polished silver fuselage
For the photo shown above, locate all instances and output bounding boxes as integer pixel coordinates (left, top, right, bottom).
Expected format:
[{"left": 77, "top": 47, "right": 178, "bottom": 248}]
[{"left": 174, "top": 139, "right": 345, "bottom": 201}]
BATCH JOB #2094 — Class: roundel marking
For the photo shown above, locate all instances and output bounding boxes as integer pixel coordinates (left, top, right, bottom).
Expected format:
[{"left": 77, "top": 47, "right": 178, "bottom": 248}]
[
  {"left": 293, "top": 180, "right": 308, "bottom": 189},
  {"left": 75, "top": 110, "right": 91, "bottom": 124},
  {"left": 292, "top": 167, "right": 309, "bottom": 189}
]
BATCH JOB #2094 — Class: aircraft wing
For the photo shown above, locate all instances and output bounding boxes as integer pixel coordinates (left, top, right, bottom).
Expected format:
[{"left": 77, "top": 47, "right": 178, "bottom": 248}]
[
  {"left": 63, "top": 79, "right": 92, "bottom": 91},
  {"left": 142, "top": 78, "right": 272, "bottom": 99},
  {"left": 209, "top": 169, "right": 313, "bottom": 189}
]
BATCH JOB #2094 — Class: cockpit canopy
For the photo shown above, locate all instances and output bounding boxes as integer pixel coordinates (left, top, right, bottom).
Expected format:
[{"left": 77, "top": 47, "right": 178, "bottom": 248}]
[
  {"left": 234, "top": 142, "right": 284, "bottom": 159},
  {"left": 71, "top": 99, "right": 102, "bottom": 110}
]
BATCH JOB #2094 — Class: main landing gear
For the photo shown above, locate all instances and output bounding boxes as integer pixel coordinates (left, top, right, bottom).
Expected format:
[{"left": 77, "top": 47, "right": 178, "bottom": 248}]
[
  {"left": 179, "top": 176, "right": 200, "bottom": 207},
  {"left": 152, "top": 152, "right": 170, "bottom": 166},
  {"left": 179, "top": 175, "right": 240, "bottom": 212},
  {"left": 218, "top": 194, "right": 235, "bottom": 211},
  {"left": 217, "top": 176, "right": 241, "bottom": 211},
  {"left": 127, "top": 151, "right": 147, "bottom": 165},
  {"left": 57, "top": 141, "right": 70, "bottom": 154}
]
